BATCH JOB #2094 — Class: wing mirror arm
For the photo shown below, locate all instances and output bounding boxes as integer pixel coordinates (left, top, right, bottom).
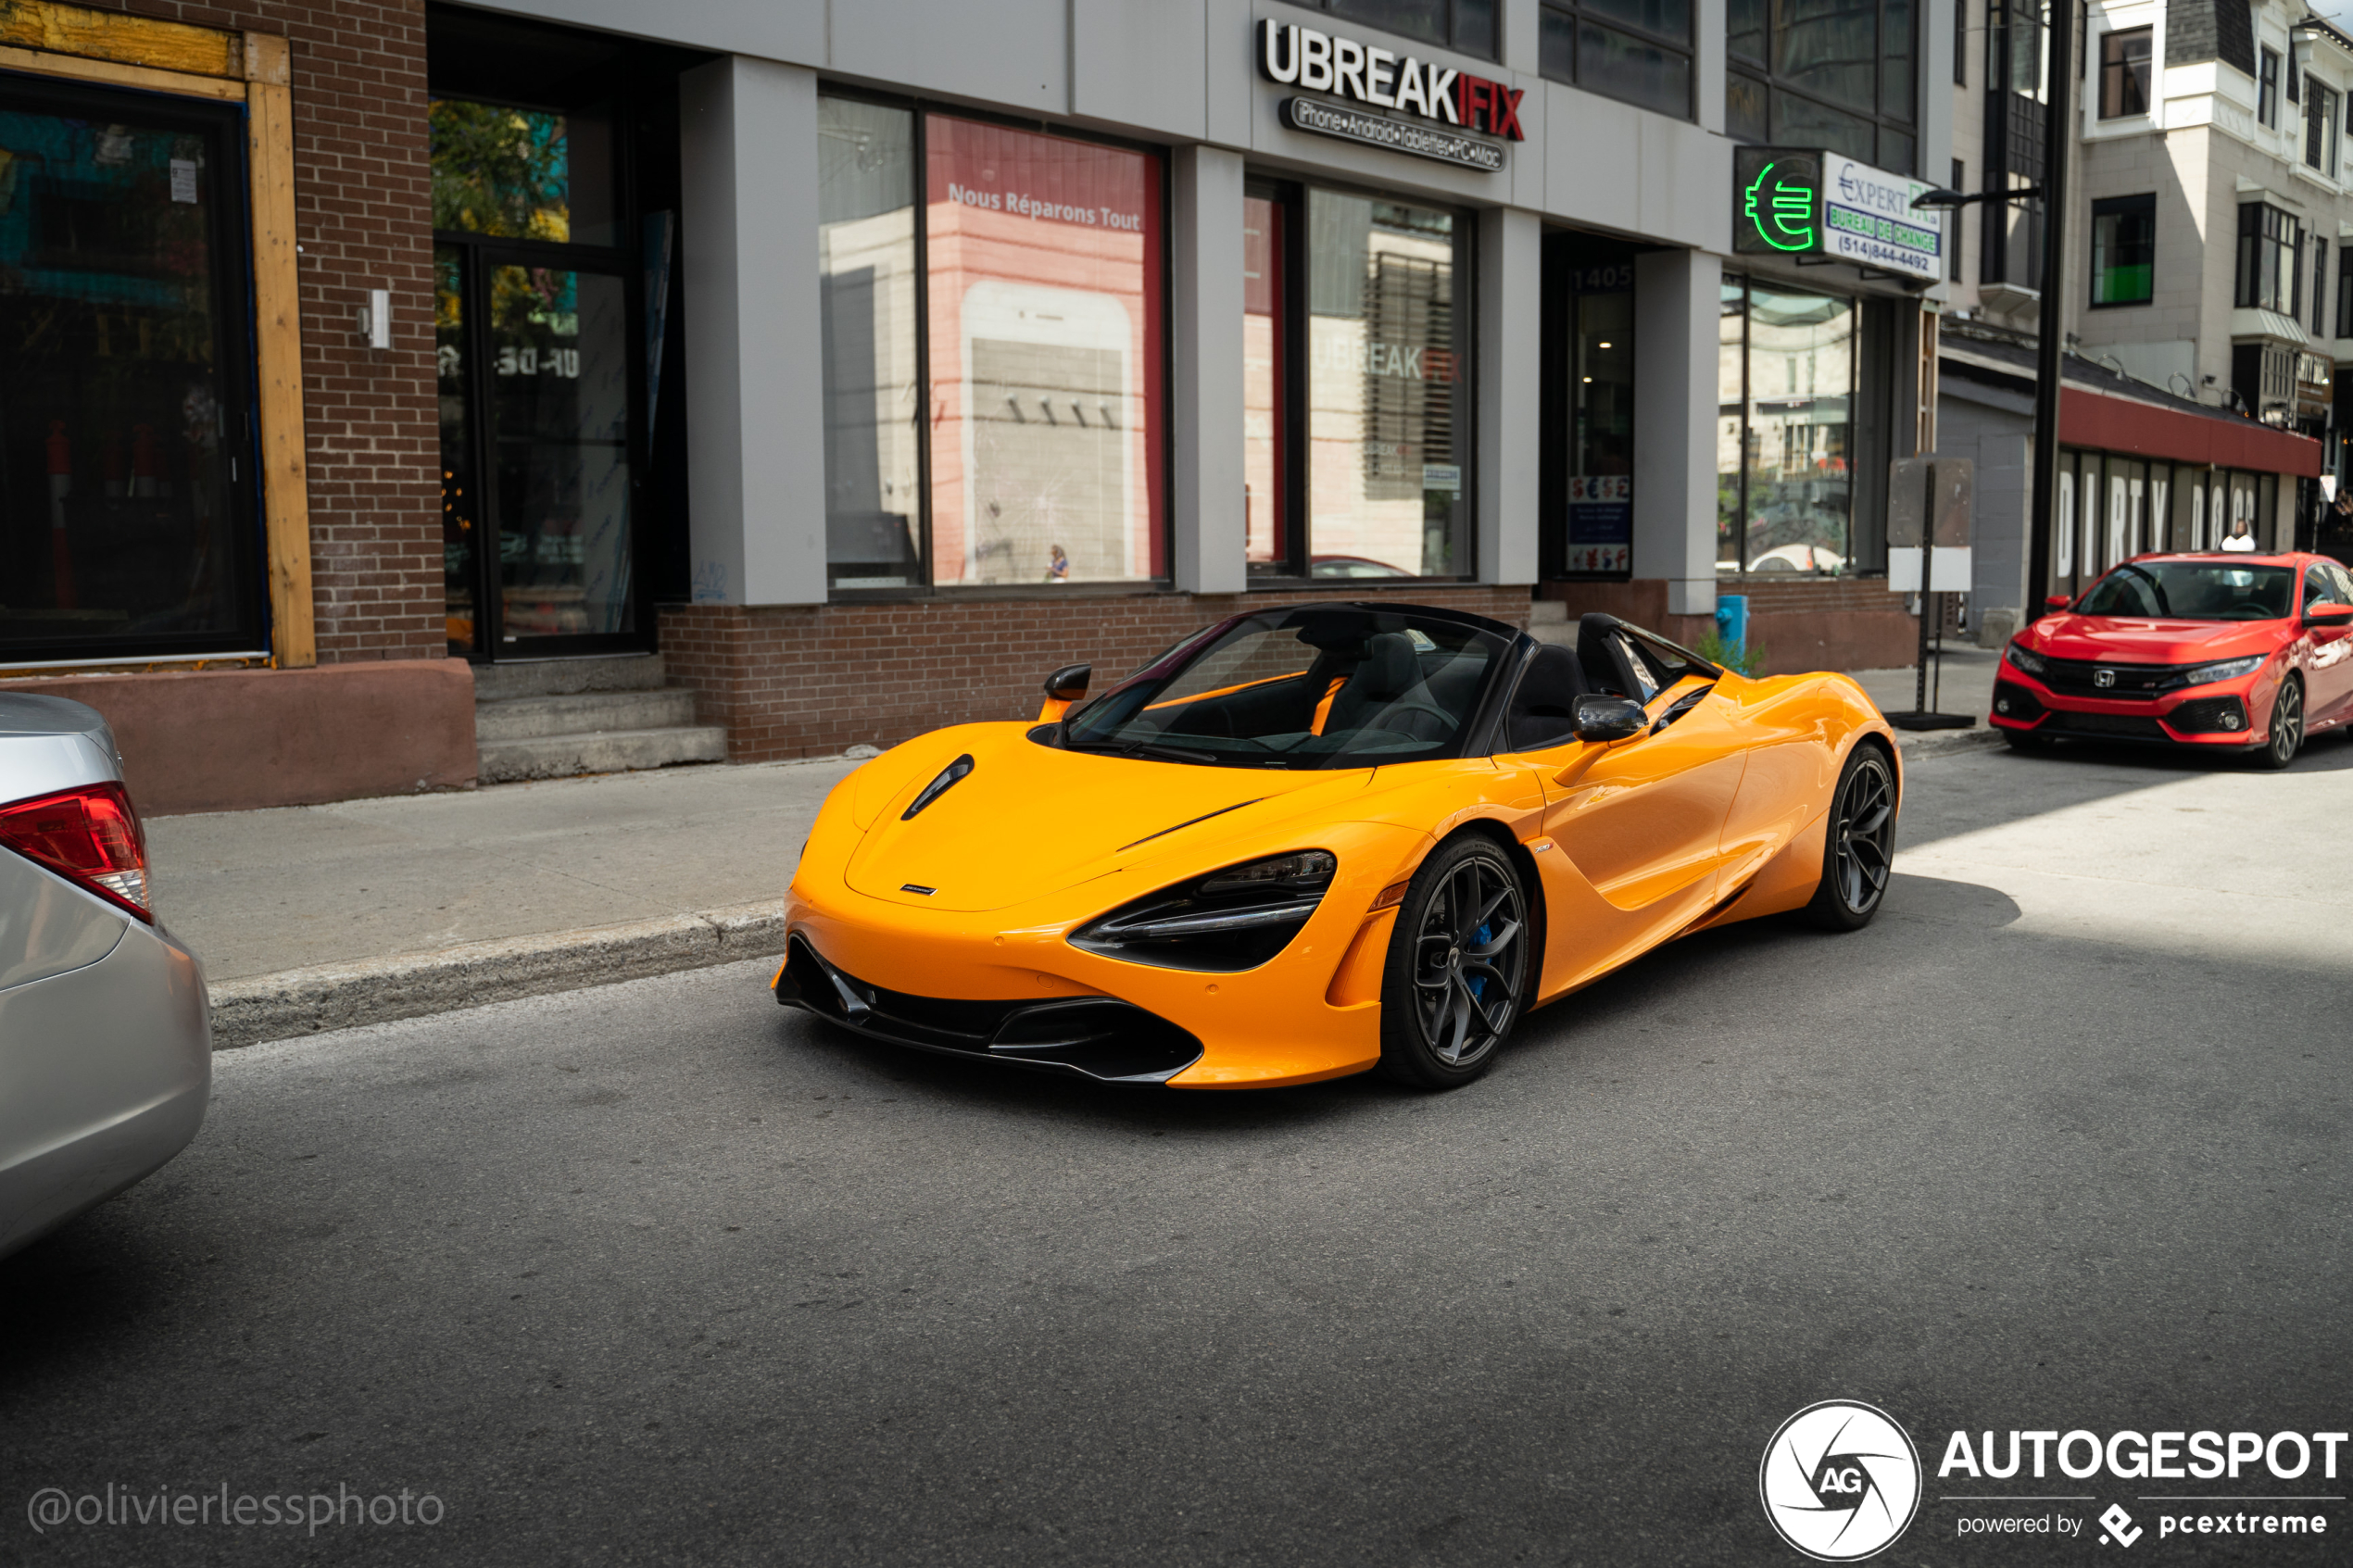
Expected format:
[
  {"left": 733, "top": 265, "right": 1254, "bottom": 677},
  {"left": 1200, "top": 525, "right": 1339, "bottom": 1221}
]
[
  {"left": 1550, "top": 696, "right": 1649, "bottom": 786},
  {"left": 1038, "top": 662, "right": 1092, "bottom": 725}
]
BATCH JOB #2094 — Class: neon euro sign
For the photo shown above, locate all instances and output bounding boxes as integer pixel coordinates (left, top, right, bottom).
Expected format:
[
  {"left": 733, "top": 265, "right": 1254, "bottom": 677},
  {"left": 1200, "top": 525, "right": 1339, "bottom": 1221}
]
[{"left": 1743, "top": 161, "right": 1815, "bottom": 251}]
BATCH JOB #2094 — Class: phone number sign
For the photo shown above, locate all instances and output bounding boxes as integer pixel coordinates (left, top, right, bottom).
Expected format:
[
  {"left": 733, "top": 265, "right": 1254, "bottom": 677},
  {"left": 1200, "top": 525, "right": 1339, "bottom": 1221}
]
[{"left": 1733, "top": 147, "right": 1944, "bottom": 282}]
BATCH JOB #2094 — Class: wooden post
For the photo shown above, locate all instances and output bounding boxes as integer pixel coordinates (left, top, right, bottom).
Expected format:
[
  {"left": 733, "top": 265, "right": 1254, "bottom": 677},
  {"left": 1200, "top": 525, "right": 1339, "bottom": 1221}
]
[{"left": 245, "top": 31, "right": 313, "bottom": 668}]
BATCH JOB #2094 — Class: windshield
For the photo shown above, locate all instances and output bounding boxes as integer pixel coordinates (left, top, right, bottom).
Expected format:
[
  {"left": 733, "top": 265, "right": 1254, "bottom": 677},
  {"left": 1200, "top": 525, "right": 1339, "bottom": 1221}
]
[
  {"left": 1056, "top": 608, "right": 1511, "bottom": 769},
  {"left": 2075, "top": 560, "right": 2296, "bottom": 621}
]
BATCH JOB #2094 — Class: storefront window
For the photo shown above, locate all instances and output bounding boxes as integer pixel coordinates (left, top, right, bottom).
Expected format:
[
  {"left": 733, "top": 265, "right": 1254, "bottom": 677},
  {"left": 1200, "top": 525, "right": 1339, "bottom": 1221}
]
[
  {"left": 0, "top": 77, "right": 263, "bottom": 663},
  {"left": 1243, "top": 191, "right": 1289, "bottom": 572},
  {"left": 1717, "top": 278, "right": 1856, "bottom": 573},
  {"left": 1305, "top": 191, "right": 1469, "bottom": 579},
  {"left": 816, "top": 98, "right": 1167, "bottom": 592},
  {"left": 925, "top": 115, "right": 1164, "bottom": 586},
  {"left": 1717, "top": 281, "right": 1748, "bottom": 570},
  {"left": 429, "top": 97, "right": 617, "bottom": 246},
  {"left": 818, "top": 97, "right": 921, "bottom": 588}
]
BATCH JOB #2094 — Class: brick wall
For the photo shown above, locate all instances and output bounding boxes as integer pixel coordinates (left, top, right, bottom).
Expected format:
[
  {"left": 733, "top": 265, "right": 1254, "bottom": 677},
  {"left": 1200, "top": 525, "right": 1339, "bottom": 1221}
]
[
  {"left": 1538, "top": 576, "right": 1920, "bottom": 674},
  {"left": 661, "top": 586, "right": 1534, "bottom": 761},
  {"left": 105, "top": 0, "right": 443, "bottom": 664}
]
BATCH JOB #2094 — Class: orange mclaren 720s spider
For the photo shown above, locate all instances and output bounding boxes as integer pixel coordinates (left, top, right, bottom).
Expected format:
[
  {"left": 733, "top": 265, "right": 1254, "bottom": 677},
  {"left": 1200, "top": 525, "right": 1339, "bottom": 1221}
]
[{"left": 776, "top": 602, "right": 1900, "bottom": 1090}]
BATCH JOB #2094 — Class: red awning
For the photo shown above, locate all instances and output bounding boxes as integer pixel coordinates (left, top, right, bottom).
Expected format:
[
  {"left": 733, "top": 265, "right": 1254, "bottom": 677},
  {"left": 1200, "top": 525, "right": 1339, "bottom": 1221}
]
[{"left": 2059, "top": 384, "right": 2323, "bottom": 477}]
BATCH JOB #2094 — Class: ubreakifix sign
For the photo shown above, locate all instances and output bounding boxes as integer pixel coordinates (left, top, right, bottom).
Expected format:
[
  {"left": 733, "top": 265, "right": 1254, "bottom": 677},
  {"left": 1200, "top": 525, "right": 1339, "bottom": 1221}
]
[
  {"left": 1733, "top": 146, "right": 1944, "bottom": 282},
  {"left": 1260, "top": 19, "right": 1517, "bottom": 170}
]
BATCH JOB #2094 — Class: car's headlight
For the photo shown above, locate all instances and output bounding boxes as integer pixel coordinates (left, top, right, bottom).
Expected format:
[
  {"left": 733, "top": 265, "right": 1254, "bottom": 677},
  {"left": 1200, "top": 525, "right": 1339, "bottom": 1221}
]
[
  {"left": 1070, "top": 850, "right": 1337, "bottom": 972},
  {"left": 2005, "top": 640, "right": 2047, "bottom": 677},
  {"left": 2182, "top": 655, "right": 2265, "bottom": 686}
]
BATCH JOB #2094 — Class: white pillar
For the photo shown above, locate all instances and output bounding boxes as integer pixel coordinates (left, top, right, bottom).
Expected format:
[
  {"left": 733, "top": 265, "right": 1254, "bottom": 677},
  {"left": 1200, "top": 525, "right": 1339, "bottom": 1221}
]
[
  {"left": 679, "top": 56, "right": 826, "bottom": 606},
  {"left": 1171, "top": 145, "right": 1247, "bottom": 595},
  {"left": 1632, "top": 247, "right": 1720, "bottom": 617},
  {"left": 1477, "top": 206, "right": 1541, "bottom": 584}
]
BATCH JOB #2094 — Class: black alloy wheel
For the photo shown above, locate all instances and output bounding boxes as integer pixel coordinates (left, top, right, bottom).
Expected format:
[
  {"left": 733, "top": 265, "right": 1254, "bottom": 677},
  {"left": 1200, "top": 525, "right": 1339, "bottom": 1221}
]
[
  {"left": 1806, "top": 745, "right": 1898, "bottom": 931},
  {"left": 2253, "top": 677, "right": 2303, "bottom": 771},
  {"left": 1378, "top": 837, "right": 1529, "bottom": 1089}
]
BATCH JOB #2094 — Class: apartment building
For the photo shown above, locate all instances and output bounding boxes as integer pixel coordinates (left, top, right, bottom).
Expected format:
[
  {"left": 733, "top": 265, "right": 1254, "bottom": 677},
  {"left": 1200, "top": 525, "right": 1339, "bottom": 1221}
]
[{"left": 1938, "top": 0, "right": 2332, "bottom": 642}]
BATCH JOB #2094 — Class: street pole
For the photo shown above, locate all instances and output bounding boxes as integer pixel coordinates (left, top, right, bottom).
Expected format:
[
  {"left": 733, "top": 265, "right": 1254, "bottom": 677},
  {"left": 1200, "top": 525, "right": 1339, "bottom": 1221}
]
[{"left": 2025, "top": 0, "right": 2076, "bottom": 610}]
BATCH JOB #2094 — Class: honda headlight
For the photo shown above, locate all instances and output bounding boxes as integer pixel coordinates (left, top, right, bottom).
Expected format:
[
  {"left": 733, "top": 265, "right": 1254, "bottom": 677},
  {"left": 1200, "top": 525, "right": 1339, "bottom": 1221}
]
[
  {"left": 2182, "top": 655, "right": 2264, "bottom": 686},
  {"left": 2005, "top": 640, "right": 2047, "bottom": 677},
  {"left": 1070, "top": 850, "right": 1337, "bottom": 972}
]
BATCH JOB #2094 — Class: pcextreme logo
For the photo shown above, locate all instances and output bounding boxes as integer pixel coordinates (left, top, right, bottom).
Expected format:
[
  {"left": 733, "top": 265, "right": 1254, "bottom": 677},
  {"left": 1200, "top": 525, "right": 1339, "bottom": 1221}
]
[{"left": 1760, "top": 1401, "right": 1924, "bottom": 1562}]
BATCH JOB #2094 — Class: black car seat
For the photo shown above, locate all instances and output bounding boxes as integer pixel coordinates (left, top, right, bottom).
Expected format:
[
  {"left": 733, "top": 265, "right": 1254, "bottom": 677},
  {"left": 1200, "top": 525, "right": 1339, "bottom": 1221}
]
[
  {"left": 1504, "top": 644, "right": 1591, "bottom": 750},
  {"left": 1325, "top": 631, "right": 1446, "bottom": 739}
]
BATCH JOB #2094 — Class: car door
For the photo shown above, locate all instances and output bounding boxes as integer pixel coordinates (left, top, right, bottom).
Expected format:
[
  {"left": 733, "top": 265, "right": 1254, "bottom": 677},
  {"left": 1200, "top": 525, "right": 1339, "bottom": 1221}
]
[
  {"left": 2303, "top": 562, "right": 2353, "bottom": 723},
  {"left": 1500, "top": 631, "right": 1747, "bottom": 935},
  {"left": 1540, "top": 679, "right": 1748, "bottom": 919}
]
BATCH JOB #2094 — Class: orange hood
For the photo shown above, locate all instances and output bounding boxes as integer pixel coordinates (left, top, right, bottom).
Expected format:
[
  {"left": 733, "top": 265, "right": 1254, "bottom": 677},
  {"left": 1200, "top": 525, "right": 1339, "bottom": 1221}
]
[{"left": 842, "top": 725, "right": 1374, "bottom": 912}]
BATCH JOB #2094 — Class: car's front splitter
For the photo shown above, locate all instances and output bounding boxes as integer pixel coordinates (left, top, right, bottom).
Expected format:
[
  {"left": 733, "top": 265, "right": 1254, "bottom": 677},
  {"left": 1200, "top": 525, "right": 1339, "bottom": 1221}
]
[
  {"left": 775, "top": 934, "right": 1205, "bottom": 1085},
  {"left": 777, "top": 882, "right": 1391, "bottom": 1089}
]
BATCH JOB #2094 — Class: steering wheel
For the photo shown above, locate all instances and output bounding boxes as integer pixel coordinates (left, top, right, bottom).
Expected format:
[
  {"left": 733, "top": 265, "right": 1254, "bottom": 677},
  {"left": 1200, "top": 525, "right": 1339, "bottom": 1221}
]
[{"left": 1365, "top": 698, "right": 1457, "bottom": 740}]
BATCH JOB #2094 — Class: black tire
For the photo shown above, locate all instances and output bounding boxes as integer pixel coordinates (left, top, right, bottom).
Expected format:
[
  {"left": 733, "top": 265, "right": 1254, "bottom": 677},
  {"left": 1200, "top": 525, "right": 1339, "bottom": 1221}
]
[
  {"left": 1805, "top": 744, "right": 1898, "bottom": 932},
  {"left": 1377, "top": 836, "right": 1531, "bottom": 1090},
  {"left": 2251, "top": 676, "right": 2303, "bottom": 771},
  {"left": 2001, "top": 728, "right": 2049, "bottom": 752}
]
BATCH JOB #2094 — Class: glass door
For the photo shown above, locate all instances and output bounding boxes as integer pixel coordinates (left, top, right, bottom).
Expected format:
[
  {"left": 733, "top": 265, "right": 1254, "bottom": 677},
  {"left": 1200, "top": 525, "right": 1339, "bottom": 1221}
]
[{"left": 438, "top": 245, "right": 641, "bottom": 657}]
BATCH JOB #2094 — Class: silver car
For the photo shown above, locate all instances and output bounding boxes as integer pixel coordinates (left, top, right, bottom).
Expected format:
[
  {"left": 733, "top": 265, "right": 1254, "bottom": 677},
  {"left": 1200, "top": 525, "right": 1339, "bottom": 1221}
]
[{"left": 0, "top": 694, "right": 209, "bottom": 1259}]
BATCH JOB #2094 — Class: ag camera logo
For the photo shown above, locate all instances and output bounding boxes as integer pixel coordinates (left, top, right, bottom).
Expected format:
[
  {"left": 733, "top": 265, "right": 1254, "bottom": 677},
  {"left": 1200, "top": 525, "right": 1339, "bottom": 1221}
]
[{"left": 1761, "top": 1400, "right": 1923, "bottom": 1561}]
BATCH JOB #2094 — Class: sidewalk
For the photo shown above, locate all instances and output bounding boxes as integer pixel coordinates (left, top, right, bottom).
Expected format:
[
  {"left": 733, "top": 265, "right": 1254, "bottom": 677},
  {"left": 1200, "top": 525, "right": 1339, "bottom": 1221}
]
[
  {"left": 158, "top": 652, "right": 1998, "bottom": 1048},
  {"left": 156, "top": 756, "right": 859, "bottom": 1047}
]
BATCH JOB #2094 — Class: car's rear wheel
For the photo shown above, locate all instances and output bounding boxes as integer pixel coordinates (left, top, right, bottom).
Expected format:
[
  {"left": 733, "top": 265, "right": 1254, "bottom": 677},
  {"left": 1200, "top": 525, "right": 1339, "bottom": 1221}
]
[
  {"left": 1805, "top": 744, "right": 1897, "bottom": 932},
  {"left": 2252, "top": 676, "right": 2303, "bottom": 771},
  {"left": 1378, "top": 836, "right": 1529, "bottom": 1089}
]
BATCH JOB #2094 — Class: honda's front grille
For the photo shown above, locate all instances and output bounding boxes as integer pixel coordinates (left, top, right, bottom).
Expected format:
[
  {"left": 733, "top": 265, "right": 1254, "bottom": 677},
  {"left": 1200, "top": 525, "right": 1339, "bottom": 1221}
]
[{"left": 2031, "top": 656, "right": 2193, "bottom": 702}]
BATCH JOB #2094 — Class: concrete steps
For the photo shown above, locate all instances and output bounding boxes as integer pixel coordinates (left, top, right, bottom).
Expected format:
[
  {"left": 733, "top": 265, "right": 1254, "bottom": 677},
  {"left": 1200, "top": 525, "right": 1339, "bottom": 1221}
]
[
  {"left": 1528, "top": 597, "right": 1574, "bottom": 646},
  {"left": 472, "top": 654, "right": 727, "bottom": 784}
]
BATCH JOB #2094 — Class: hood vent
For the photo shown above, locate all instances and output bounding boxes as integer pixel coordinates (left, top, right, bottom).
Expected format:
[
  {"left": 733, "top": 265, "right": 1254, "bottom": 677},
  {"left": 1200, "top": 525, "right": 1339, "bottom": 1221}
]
[{"left": 902, "top": 755, "right": 975, "bottom": 820}]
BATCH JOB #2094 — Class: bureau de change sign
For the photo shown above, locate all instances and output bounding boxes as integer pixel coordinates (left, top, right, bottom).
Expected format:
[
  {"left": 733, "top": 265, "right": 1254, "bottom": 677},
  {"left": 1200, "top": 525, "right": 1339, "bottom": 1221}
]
[{"left": 1732, "top": 146, "right": 1944, "bottom": 281}]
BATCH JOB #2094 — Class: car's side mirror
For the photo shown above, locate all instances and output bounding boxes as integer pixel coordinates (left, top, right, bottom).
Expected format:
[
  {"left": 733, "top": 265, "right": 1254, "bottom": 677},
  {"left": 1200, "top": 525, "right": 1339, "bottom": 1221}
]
[
  {"left": 2043, "top": 594, "right": 2073, "bottom": 614},
  {"left": 2305, "top": 602, "right": 2353, "bottom": 626},
  {"left": 1571, "top": 694, "right": 1648, "bottom": 744},
  {"left": 1038, "top": 662, "right": 1092, "bottom": 722}
]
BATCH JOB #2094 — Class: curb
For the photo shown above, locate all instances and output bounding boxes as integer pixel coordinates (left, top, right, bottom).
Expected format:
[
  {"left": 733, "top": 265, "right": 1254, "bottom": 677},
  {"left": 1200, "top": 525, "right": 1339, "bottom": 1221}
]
[
  {"left": 1891, "top": 724, "right": 2004, "bottom": 759},
  {"left": 206, "top": 900, "right": 786, "bottom": 1049}
]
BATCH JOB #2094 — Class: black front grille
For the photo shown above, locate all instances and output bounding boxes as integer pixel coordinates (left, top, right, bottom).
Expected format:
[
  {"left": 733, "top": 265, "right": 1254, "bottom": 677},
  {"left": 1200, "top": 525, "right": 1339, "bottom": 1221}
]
[
  {"left": 2031, "top": 656, "right": 2192, "bottom": 702},
  {"left": 2045, "top": 712, "right": 2169, "bottom": 739},
  {"left": 775, "top": 935, "right": 1203, "bottom": 1085},
  {"left": 2165, "top": 696, "right": 2252, "bottom": 734},
  {"left": 1992, "top": 681, "right": 2045, "bottom": 722}
]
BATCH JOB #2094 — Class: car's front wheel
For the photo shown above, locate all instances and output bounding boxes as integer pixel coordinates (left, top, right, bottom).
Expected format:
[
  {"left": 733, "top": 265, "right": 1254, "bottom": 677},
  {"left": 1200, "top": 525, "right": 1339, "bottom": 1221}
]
[
  {"left": 1378, "top": 836, "right": 1529, "bottom": 1089},
  {"left": 2252, "top": 676, "right": 2303, "bottom": 771},
  {"left": 1805, "top": 744, "right": 1898, "bottom": 931}
]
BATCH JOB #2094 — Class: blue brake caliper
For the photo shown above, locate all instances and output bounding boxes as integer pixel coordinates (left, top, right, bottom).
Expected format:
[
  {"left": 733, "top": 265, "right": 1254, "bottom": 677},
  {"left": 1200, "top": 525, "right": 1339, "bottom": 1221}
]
[{"left": 1467, "top": 922, "right": 1491, "bottom": 1000}]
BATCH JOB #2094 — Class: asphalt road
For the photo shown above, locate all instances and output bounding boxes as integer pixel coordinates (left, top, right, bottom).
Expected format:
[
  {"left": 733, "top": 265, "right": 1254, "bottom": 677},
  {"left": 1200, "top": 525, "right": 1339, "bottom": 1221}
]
[{"left": 5, "top": 736, "right": 2348, "bottom": 1566}]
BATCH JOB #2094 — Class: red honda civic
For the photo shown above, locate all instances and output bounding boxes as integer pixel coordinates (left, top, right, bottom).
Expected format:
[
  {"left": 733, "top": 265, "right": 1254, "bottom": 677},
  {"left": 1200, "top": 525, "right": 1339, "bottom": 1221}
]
[{"left": 1992, "top": 551, "right": 2353, "bottom": 768}]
